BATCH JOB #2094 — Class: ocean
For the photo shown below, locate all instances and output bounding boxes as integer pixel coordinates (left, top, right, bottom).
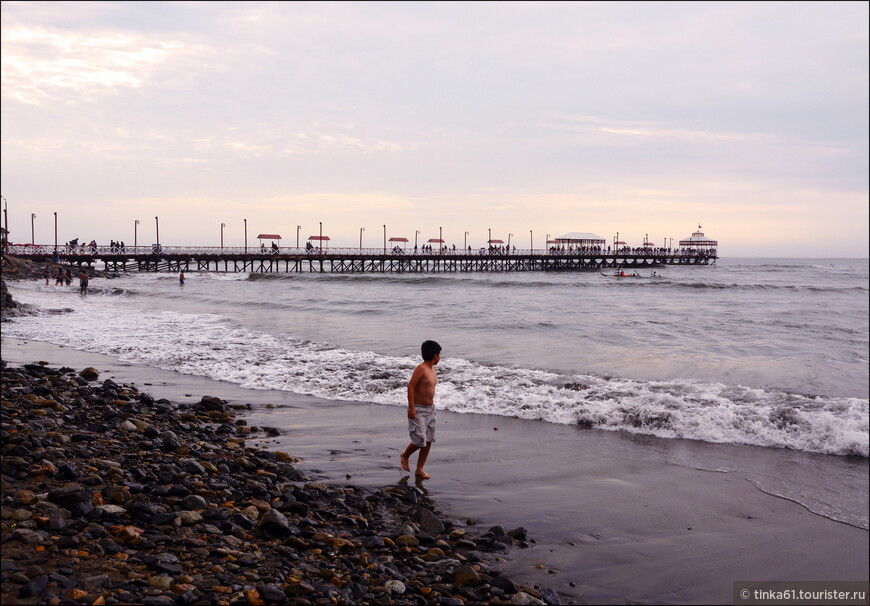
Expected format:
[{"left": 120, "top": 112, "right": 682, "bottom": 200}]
[{"left": 3, "top": 257, "right": 868, "bottom": 530}]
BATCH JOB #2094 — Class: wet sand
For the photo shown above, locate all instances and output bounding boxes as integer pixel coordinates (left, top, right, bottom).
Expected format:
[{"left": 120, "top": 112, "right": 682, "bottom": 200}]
[{"left": 3, "top": 337, "right": 868, "bottom": 604}]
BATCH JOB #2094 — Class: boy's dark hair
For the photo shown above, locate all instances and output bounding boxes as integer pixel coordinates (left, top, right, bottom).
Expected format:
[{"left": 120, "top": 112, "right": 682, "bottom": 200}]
[{"left": 421, "top": 340, "right": 442, "bottom": 361}]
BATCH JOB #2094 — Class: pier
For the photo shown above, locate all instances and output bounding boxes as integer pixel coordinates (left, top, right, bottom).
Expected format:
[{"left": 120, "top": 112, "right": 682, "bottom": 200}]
[{"left": 6, "top": 244, "right": 716, "bottom": 273}]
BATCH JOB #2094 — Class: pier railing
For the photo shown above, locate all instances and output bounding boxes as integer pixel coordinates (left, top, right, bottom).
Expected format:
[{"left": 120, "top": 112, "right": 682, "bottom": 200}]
[
  {"left": 6, "top": 244, "right": 715, "bottom": 258},
  {"left": 4, "top": 243, "right": 717, "bottom": 273}
]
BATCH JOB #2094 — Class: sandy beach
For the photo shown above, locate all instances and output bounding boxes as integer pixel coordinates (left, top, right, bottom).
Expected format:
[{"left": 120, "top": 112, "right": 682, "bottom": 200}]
[{"left": 3, "top": 337, "right": 868, "bottom": 604}]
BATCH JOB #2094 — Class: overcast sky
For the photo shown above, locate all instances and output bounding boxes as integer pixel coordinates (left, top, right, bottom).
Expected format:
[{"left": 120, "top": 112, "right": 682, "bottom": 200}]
[{"left": 2, "top": 1, "right": 867, "bottom": 256}]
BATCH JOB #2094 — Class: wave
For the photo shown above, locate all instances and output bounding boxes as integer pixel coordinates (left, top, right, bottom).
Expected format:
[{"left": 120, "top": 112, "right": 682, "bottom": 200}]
[{"left": 4, "top": 299, "right": 867, "bottom": 459}]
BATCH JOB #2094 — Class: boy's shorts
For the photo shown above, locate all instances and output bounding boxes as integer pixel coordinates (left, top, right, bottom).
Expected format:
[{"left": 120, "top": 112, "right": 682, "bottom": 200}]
[{"left": 409, "top": 405, "right": 436, "bottom": 447}]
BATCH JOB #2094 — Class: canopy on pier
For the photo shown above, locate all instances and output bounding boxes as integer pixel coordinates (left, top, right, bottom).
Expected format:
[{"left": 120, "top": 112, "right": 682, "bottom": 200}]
[
  {"left": 488, "top": 239, "right": 504, "bottom": 244},
  {"left": 555, "top": 232, "right": 606, "bottom": 246},
  {"left": 427, "top": 238, "right": 445, "bottom": 243},
  {"left": 256, "top": 234, "right": 282, "bottom": 244},
  {"left": 308, "top": 235, "right": 330, "bottom": 249},
  {"left": 679, "top": 227, "right": 718, "bottom": 250},
  {"left": 389, "top": 237, "right": 409, "bottom": 242}
]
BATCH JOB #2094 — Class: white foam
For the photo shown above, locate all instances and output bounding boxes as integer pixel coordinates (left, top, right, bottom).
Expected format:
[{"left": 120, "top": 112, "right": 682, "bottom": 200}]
[{"left": 5, "top": 280, "right": 868, "bottom": 458}]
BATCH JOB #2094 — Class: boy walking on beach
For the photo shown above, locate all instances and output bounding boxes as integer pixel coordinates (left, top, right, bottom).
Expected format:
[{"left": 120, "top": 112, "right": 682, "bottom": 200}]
[{"left": 401, "top": 340, "right": 441, "bottom": 479}]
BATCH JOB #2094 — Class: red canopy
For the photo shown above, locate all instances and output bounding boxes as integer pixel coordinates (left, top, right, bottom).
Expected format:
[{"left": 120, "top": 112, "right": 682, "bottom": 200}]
[
  {"left": 488, "top": 239, "right": 504, "bottom": 244},
  {"left": 389, "top": 237, "right": 409, "bottom": 242},
  {"left": 427, "top": 238, "right": 445, "bottom": 243},
  {"left": 257, "top": 234, "right": 282, "bottom": 240},
  {"left": 308, "top": 236, "right": 330, "bottom": 241}
]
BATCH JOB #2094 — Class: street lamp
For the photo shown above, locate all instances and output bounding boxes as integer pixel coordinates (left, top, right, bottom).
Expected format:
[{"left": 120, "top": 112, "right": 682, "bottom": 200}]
[
  {"left": 244, "top": 219, "right": 247, "bottom": 254},
  {"left": 155, "top": 216, "right": 160, "bottom": 253},
  {"left": 319, "top": 221, "right": 322, "bottom": 252},
  {"left": 383, "top": 225, "right": 386, "bottom": 254},
  {"left": 415, "top": 230, "right": 420, "bottom": 248},
  {"left": 297, "top": 226, "right": 301, "bottom": 249},
  {"left": 31, "top": 213, "right": 35, "bottom": 245},
  {"left": 530, "top": 230, "right": 533, "bottom": 253},
  {"left": 221, "top": 223, "right": 225, "bottom": 249},
  {"left": 54, "top": 212, "right": 57, "bottom": 251},
  {"left": 134, "top": 220, "right": 139, "bottom": 249},
  {"left": 359, "top": 227, "right": 365, "bottom": 251},
  {"left": 488, "top": 228, "right": 491, "bottom": 245},
  {"left": 1, "top": 196, "right": 7, "bottom": 253},
  {"left": 508, "top": 233, "right": 513, "bottom": 249},
  {"left": 439, "top": 226, "right": 442, "bottom": 253}
]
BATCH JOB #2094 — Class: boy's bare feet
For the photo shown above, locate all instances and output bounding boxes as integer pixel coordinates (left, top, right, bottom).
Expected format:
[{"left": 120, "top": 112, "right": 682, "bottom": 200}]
[
  {"left": 400, "top": 453, "right": 410, "bottom": 472},
  {"left": 415, "top": 471, "right": 430, "bottom": 480}
]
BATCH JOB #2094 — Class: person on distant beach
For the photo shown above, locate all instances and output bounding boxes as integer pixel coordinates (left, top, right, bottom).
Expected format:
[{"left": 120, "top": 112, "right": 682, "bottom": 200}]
[
  {"left": 400, "top": 340, "right": 441, "bottom": 480},
  {"left": 179, "top": 271, "right": 185, "bottom": 285},
  {"left": 79, "top": 271, "right": 89, "bottom": 295}
]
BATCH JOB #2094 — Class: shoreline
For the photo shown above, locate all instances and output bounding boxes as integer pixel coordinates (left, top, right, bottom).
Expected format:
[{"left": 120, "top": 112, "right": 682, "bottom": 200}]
[
  {"left": 0, "top": 351, "right": 560, "bottom": 606},
  {"left": 2, "top": 338, "right": 868, "bottom": 604}
]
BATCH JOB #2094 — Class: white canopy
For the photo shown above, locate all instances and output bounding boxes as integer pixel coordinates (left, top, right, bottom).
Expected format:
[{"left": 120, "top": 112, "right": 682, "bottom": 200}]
[
  {"left": 679, "top": 229, "right": 718, "bottom": 247},
  {"left": 555, "top": 232, "right": 606, "bottom": 244}
]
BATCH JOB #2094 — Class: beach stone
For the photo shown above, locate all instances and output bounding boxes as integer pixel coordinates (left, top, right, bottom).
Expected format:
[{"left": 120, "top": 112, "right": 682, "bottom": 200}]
[
  {"left": 12, "top": 528, "right": 43, "bottom": 545},
  {"left": 539, "top": 587, "right": 562, "bottom": 605},
  {"left": 257, "top": 583, "right": 287, "bottom": 603},
  {"left": 414, "top": 507, "right": 446, "bottom": 534},
  {"left": 454, "top": 565, "right": 481, "bottom": 587},
  {"left": 181, "top": 495, "right": 207, "bottom": 510},
  {"left": 385, "top": 579, "right": 406, "bottom": 595},
  {"left": 507, "top": 526, "right": 528, "bottom": 540},
  {"left": 256, "top": 509, "right": 292, "bottom": 538},
  {"left": 18, "top": 574, "right": 48, "bottom": 598},
  {"left": 179, "top": 510, "right": 202, "bottom": 525},
  {"left": 492, "top": 574, "right": 519, "bottom": 594},
  {"left": 511, "top": 592, "right": 547, "bottom": 605}
]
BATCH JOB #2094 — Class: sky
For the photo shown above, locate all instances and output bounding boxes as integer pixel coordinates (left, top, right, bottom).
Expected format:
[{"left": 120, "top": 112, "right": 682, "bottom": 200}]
[{"left": 1, "top": 1, "right": 868, "bottom": 257}]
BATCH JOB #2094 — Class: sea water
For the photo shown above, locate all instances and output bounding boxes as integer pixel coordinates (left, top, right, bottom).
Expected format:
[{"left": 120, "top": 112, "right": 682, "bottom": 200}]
[{"left": 3, "top": 257, "right": 868, "bottom": 527}]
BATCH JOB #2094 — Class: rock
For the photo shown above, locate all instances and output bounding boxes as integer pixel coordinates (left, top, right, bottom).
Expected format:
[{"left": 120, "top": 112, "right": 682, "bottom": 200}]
[
  {"left": 385, "top": 579, "right": 406, "bottom": 595},
  {"left": 79, "top": 368, "right": 100, "bottom": 381},
  {"left": 414, "top": 507, "right": 446, "bottom": 534},
  {"left": 256, "top": 508, "right": 293, "bottom": 538},
  {"left": 454, "top": 565, "right": 481, "bottom": 587},
  {"left": 511, "top": 592, "right": 547, "bottom": 605}
]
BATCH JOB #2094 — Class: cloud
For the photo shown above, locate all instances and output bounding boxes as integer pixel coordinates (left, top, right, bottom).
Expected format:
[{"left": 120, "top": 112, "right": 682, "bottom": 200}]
[{"left": 0, "top": 24, "right": 198, "bottom": 104}]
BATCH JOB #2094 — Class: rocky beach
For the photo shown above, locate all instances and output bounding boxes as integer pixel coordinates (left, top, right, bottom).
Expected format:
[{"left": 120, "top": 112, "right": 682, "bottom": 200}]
[{"left": 0, "top": 359, "right": 560, "bottom": 606}]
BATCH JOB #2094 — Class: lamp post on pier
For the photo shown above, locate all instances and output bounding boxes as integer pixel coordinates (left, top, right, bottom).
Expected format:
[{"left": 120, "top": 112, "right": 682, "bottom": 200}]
[
  {"left": 297, "top": 226, "right": 301, "bottom": 249},
  {"left": 155, "top": 216, "right": 160, "bottom": 253},
  {"left": 134, "top": 219, "right": 139, "bottom": 250},
  {"left": 546, "top": 234, "right": 550, "bottom": 254},
  {"left": 54, "top": 212, "right": 57, "bottom": 251},
  {"left": 530, "top": 230, "right": 533, "bottom": 253},
  {"left": 244, "top": 219, "right": 247, "bottom": 254},
  {"left": 359, "top": 227, "right": 365, "bottom": 251},
  {"left": 383, "top": 225, "right": 386, "bottom": 254},
  {"left": 464, "top": 232, "right": 469, "bottom": 252},
  {"left": 31, "top": 213, "right": 35, "bottom": 245},
  {"left": 508, "top": 233, "right": 513, "bottom": 250},
  {"left": 415, "top": 230, "right": 420, "bottom": 249},
  {"left": 221, "top": 223, "right": 225, "bottom": 249},
  {"left": 439, "top": 226, "right": 442, "bottom": 253}
]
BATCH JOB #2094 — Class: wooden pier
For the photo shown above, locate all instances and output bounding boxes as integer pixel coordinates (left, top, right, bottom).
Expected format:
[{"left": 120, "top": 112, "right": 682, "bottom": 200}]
[{"left": 7, "top": 245, "right": 716, "bottom": 273}]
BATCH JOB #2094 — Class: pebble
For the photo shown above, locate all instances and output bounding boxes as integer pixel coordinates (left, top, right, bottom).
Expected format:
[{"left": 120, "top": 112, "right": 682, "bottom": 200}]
[{"left": 0, "top": 361, "right": 563, "bottom": 605}]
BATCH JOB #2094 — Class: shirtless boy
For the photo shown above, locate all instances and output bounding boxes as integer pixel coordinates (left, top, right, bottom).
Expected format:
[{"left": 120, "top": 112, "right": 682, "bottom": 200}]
[{"left": 401, "top": 340, "right": 441, "bottom": 479}]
